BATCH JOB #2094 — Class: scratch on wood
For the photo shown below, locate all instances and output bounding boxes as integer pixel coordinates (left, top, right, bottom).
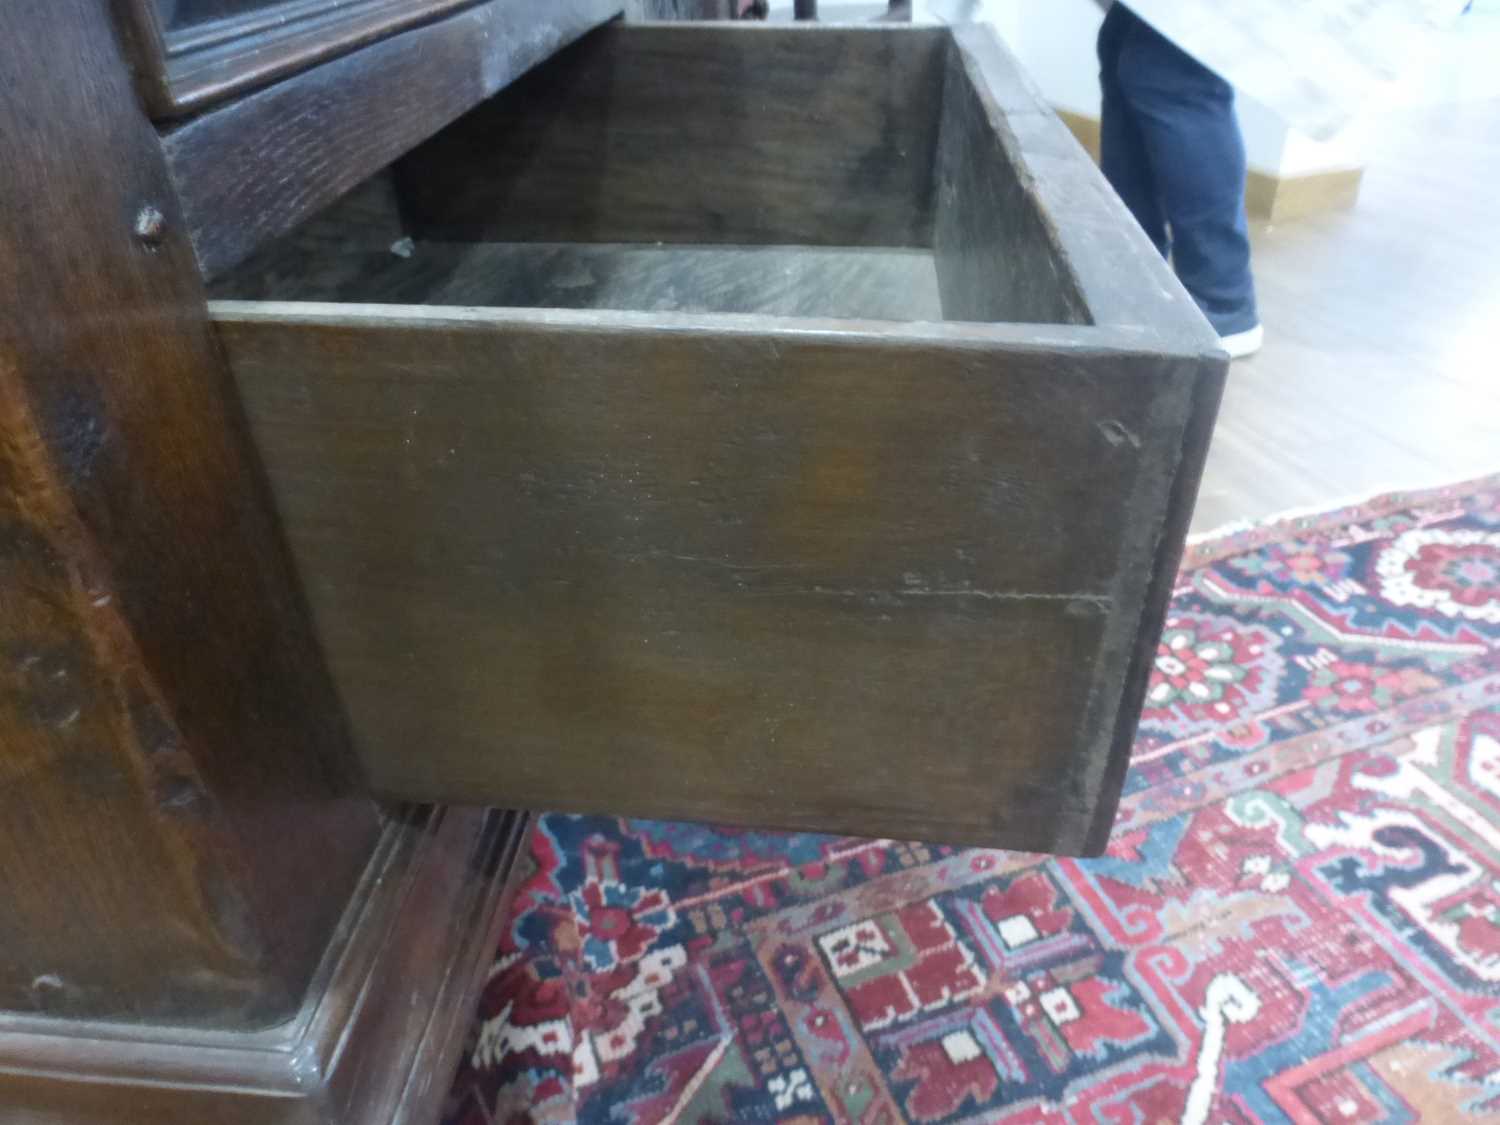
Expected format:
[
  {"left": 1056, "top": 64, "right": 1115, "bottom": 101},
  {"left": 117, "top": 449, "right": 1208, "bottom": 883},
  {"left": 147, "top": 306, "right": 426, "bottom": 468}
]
[
  {"left": 1096, "top": 418, "right": 1142, "bottom": 449},
  {"left": 630, "top": 551, "right": 811, "bottom": 572},
  {"left": 746, "top": 587, "right": 1112, "bottom": 607}
]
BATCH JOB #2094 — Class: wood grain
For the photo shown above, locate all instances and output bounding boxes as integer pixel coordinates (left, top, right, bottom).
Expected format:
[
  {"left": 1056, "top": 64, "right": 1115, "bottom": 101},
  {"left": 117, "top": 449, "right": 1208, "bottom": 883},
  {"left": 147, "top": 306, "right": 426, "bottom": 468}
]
[
  {"left": 160, "top": 0, "right": 624, "bottom": 279},
  {"left": 117, "top": 0, "right": 480, "bottom": 118},
  {"left": 216, "top": 304, "right": 1217, "bottom": 854},
  {"left": 0, "top": 807, "right": 531, "bottom": 1124},
  {"left": 938, "top": 25, "right": 1211, "bottom": 343},
  {"left": 215, "top": 240, "right": 946, "bottom": 321},
  {"left": 0, "top": 0, "right": 377, "bottom": 1024},
  {"left": 206, "top": 20, "right": 1223, "bottom": 855},
  {"left": 932, "top": 29, "right": 1090, "bottom": 324},
  {"left": 394, "top": 23, "right": 949, "bottom": 250}
]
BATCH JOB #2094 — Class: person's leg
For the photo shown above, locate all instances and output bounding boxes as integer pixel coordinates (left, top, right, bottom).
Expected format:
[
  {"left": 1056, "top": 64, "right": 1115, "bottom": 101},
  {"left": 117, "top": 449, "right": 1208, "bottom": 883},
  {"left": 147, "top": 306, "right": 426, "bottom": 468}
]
[
  {"left": 1113, "top": 12, "right": 1258, "bottom": 336},
  {"left": 1097, "top": 5, "right": 1169, "bottom": 256}
]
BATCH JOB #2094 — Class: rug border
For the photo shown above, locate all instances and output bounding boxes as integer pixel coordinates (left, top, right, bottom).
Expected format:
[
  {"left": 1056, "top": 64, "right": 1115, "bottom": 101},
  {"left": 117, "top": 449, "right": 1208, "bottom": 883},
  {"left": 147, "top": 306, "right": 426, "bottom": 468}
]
[{"left": 1182, "top": 471, "right": 1500, "bottom": 570}]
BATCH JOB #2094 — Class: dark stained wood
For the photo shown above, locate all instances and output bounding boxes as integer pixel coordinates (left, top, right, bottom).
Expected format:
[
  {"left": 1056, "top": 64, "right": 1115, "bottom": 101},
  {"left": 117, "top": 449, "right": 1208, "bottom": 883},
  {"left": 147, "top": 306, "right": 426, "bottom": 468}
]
[
  {"left": 394, "top": 24, "right": 949, "bottom": 250},
  {"left": 205, "top": 169, "right": 412, "bottom": 298},
  {"left": 160, "top": 0, "right": 624, "bottom": 279},
  {"left": 216, "top": 240, "right": 946, "bottom": 320},
  {"left": 212, "top": 157, "right": 947, "bottom": 322},
  {"left": 117, "top": 0, "right": 480, "bottom": 119},
  {"left": 209, "top": 157, "right": 947, "bottom": 320},
  {"left": 215, "top": 304, "right": 1218, "bottom": 855},
  {"left": 0, "top": 807, "right": 532, "bottom": 1125},
  {"left": 313, "top": 809, "right": 530, "bottom": 1125},
  {"left": 937, "top": 25, "right": 1209, "bottom": 340},
  {"left": 1089, "top": 362, "right": 1225, "bottom": 853},
  {"left": 931, "top": 26, "right": 1224, "bottom": 845},
  {"left": 932, "top": 31, "right": 1090, "bottom": 324},
  {"left": 206, "top": 168, "right": 413, "bottom": 295},
  {"left": 0, "top": 0, "right": 377, "bottom": 1024},
  {"left": 206, "top": 21, "right": 1225, "bottom": 855}
]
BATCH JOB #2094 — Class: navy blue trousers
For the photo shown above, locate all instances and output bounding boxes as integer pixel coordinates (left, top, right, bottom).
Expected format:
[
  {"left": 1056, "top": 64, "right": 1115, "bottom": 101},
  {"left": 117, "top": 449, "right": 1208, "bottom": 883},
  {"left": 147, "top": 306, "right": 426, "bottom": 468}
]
[{"left": 1098, "top": 4, "right": 1258, "bottom": 335}]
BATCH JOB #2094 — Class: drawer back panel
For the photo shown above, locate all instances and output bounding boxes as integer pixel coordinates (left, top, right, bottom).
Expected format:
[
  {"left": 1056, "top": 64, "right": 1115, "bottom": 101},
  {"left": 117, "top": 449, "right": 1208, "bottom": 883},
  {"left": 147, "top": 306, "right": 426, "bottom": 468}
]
[{"left": 395, "top": 24, "right": 949, "bottom": 249}]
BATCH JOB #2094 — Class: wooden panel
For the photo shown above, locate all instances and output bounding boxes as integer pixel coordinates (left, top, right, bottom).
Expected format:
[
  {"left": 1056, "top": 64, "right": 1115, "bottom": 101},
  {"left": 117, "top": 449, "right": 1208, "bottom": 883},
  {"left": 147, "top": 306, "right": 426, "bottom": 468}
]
[
  {"left": 209, "top": 166, "right": 945, "bottom": 323},
  {"left": 938, "top": 25, "right": 1210, "bottom": 341},
  {"left": 316, "top": 809, "right": 529, "bottom": 1125},
  {"left": 932, "top": 31, "right": 1089, "bottom": 324},
  {"left": 0, "top": 0, "right": 377, "bottom": 1024},
  {"left": 116, "top": 0, "right": 479, "bottom": 118},
  {"left": 395, "top": 24, "right": 949, "bottom": 249},
  {"left": 215, "top": 304, "right": 1220, "bottom": 854},
  {"left": 160, "top": 0, "right": 624, "bottom": 279},
  {"left": 215, "top": 240, "right": 945, "bottom": 321},
  {"left": 0, "top": 807, "right": 531, "bottom": 1124}
]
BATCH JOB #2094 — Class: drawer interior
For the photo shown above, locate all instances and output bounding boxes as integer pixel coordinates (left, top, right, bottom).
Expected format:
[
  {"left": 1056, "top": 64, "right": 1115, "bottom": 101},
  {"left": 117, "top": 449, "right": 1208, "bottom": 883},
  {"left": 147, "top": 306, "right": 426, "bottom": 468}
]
[
  {"left": 213, "top": 23, "right": 1090, "bottom": 326},
  {"left": 209, "top": 22, "right": 1219, "bottom": 855}
]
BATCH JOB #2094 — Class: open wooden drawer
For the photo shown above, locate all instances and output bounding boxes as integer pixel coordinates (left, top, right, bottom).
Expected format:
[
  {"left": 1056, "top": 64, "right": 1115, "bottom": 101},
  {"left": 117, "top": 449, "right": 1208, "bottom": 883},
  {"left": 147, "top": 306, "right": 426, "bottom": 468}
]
[{"left": 209, "top": 21, "right": 1225, "bottom": 856}]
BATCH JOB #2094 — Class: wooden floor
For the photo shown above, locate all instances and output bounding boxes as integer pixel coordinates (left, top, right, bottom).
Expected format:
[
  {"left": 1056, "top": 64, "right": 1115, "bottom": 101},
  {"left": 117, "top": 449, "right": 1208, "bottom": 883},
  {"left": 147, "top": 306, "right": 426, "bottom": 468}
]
[{"left": 1189, "top": 94, "right": 1500, "bottom": 534}]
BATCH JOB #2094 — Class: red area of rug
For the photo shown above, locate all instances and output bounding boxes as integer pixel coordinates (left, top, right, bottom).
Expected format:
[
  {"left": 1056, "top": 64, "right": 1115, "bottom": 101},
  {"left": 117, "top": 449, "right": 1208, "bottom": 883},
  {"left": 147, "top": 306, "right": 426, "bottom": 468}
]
[{"left": 445, "top": 476, "right": 1500, "bottom": 1124}]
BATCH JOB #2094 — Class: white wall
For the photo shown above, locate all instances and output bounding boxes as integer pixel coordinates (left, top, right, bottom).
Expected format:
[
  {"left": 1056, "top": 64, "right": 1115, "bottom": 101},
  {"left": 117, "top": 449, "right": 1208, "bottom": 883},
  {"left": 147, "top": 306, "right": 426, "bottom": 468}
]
[{"left": 989, "top": 0, "right": 1101, "bottom": 117}]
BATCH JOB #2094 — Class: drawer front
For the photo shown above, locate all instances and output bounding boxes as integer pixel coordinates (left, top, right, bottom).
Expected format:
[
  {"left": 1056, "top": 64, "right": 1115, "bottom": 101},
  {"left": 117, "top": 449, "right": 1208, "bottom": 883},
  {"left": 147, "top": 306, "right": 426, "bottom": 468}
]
[
  {"left": 214, "top": 24, "right": 1224, "bottom": 855},
  {"left": 120, "top": 0, "right": 483, "bottom": 116}
]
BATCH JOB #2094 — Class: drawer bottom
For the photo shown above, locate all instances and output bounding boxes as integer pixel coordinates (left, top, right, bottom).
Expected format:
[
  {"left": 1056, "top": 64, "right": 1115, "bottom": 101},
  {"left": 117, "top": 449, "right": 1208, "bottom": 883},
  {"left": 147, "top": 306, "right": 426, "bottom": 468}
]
[{"left": 220, "top": 239, "right": 945, "bottom": 322}]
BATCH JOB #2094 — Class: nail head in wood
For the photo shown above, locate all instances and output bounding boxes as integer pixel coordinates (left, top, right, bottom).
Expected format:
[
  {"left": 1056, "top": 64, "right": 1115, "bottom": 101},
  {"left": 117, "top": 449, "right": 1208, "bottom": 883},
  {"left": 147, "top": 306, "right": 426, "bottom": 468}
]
[{"left": 133, "top": 203, "right": 166, "bottom": 249}]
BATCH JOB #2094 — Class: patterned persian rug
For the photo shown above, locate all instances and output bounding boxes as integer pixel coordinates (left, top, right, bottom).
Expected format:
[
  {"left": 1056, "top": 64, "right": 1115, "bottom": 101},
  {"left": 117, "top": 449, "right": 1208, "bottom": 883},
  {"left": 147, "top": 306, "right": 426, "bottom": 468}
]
[{"left": 444, "top": 476, "right": 1500, "bottom": 1124}]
